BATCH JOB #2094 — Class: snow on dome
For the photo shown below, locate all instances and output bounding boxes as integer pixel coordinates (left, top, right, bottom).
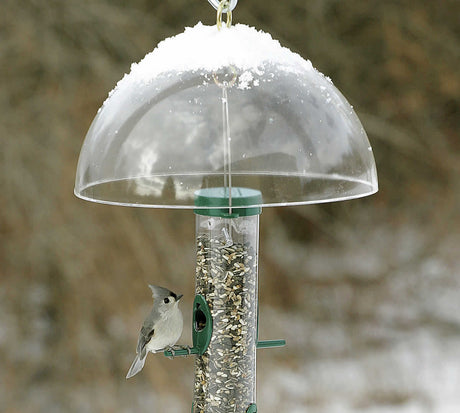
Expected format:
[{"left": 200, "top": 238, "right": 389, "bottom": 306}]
[{"left": 106, "top": 23, "right": 315, "bottom": 103}]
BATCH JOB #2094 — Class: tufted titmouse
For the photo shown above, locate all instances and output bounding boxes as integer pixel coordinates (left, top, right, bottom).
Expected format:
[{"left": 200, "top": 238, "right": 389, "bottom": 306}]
[{"left": 126, "top": 285, "right": 183, "bottom": 379}]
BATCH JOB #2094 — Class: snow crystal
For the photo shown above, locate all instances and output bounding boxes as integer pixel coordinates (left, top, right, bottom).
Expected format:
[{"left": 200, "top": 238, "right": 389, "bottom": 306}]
[{"left": 237, "top": 70, "right": 254, "bottom": 90}]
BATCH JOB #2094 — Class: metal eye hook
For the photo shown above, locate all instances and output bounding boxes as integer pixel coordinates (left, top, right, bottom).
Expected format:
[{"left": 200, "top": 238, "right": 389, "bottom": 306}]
[
  {"left": 212, "top": 66, "right": 237, "bottom": 88},
  {"left": 207, "top": 0, "right": 238, "bottom": 13},
  {"left": 216, "top": 0, "right": 232, "bottom": 30}
]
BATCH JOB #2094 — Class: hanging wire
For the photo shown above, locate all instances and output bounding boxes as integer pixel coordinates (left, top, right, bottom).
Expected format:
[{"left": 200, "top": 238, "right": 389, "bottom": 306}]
[
  {"left": 213, "top": 67, "right": 237, "bottom": 216},
  {"left": 221, "top": 86, "right": 232, "bottom": 213}
]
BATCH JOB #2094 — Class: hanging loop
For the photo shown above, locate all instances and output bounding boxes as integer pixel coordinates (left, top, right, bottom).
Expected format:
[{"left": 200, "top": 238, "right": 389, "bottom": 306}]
[
  {"left": 216, "top": 0, "right": 232, "bottom": 30},
  {"left": 208, "top": 0, "right": 238, "bottom": 13},
  {"left": 212, "top": 66, "right": 237, "bottom": 88}
]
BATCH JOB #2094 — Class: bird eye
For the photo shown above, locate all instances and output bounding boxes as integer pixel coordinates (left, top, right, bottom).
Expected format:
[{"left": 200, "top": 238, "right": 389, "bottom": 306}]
[{"left": 164, "top": 298, "right": 170, "bottom": 304}]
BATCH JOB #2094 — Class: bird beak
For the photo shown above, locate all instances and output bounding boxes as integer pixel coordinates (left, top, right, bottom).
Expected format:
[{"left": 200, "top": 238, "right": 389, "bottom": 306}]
[{"left": 177, "top": 294, "right": 183, "bottom": 301}]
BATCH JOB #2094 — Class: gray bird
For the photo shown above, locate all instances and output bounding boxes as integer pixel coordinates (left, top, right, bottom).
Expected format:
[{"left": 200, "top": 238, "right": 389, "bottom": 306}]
[{"left": 126, "top": 285, "right": 183, "bottom": 379}]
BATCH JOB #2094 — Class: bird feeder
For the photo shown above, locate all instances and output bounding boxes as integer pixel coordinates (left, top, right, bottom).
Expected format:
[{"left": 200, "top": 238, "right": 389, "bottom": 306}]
[{"left": 74, "top": 1, "right": 377, "bottom": 411}]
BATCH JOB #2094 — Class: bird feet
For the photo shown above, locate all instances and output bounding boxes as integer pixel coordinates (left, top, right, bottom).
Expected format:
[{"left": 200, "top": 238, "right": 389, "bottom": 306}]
[
  {"left": 165, "top": 346, "right": 176, "bottom": 359},
  {"left": 182, "top": 345, "right": 192, "bottom": 355}
]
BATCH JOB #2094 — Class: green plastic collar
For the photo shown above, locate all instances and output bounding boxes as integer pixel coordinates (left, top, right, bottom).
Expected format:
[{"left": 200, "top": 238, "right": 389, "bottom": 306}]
[{"left": 194, "top": 187, "right": 262, "bottom": 218}]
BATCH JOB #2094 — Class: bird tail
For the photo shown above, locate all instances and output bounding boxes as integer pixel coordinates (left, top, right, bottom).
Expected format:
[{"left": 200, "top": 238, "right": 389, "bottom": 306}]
[{"left": 126, "top": 353, "right": 147, "bottom": 379}]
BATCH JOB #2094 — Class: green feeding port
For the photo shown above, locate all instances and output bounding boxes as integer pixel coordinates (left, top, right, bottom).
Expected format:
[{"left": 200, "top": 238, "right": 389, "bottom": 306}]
[
  {"left": 163, "top": 296, "right": 286, "bottom": 358},
  {"left": 246, "top": 404, "right": 258, "bottom": 413},
  {"left": 192, "top": 294, "right": 213, "bottom": 355},
  {"left": 194, "top": 187, "right": 263, "bottom": 218}
]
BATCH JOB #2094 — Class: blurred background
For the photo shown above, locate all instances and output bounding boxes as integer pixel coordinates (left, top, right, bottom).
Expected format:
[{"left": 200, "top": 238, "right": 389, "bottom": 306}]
[{"left": 1, "top": 0, "right": 459, "bottom": 412}]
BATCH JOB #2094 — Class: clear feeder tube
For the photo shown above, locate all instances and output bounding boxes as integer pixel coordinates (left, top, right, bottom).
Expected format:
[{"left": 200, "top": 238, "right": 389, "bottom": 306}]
[{"left": 193, "top": 211, "right": 259, "bottom": 412}]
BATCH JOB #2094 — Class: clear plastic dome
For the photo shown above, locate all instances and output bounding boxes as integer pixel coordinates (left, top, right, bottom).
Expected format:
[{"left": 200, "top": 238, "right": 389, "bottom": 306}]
[{"left": 75, "top": 23, "right": 378, "bottom": 209}]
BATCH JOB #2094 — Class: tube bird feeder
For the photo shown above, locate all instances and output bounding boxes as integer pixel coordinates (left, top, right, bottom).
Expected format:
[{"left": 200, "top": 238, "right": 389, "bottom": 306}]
[{"left": 74, "top": 2, "right": 378, "bottom": 411}]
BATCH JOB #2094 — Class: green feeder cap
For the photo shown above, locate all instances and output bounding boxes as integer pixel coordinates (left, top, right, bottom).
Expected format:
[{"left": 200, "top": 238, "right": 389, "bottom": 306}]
[{"left": 194, "top": 187, "right": 262, "bottom": 218}]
